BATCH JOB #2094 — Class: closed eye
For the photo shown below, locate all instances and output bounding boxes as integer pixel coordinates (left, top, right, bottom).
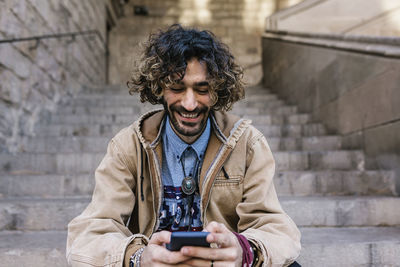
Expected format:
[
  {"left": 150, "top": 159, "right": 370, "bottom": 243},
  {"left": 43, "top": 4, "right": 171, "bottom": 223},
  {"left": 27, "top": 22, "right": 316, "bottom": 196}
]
[
  {"left": 169, "top": 85, "right": 184, "bottom": 92},
  {"left": 195, "top": 87, "right": 209, "bottom": 94}
]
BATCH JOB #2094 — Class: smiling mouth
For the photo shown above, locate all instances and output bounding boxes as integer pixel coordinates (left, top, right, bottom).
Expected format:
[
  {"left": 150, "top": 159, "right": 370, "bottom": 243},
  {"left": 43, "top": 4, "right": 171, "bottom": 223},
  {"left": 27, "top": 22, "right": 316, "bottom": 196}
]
[{"left": 179, "top": 112, "right": 199, "bottom": 119}]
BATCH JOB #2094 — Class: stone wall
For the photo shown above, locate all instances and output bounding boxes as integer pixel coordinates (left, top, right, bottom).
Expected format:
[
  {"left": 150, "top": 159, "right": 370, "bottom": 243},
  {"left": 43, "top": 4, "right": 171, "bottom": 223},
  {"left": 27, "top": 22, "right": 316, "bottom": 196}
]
[
  {"left": 108, "top": 0, "right": 303, "bottom": 87},
  {"left": 262, "top": 33, "right": 400, "bottom": 181},
  {"left": 266, "top": 0, "right": 400, "bottom": 36},
  {"left": 0, "top": 0, "right": 107, "bottom": 152}
]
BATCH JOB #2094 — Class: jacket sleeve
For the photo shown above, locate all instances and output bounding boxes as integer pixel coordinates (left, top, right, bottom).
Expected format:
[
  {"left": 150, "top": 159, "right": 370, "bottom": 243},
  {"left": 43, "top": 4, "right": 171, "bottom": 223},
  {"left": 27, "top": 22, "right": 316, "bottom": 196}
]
[
  {"left": 237, "top": 132, "right": 301, "bottom": 267},
  {"left": 66, "top": 138, "right": 148, "bottom": 266}
]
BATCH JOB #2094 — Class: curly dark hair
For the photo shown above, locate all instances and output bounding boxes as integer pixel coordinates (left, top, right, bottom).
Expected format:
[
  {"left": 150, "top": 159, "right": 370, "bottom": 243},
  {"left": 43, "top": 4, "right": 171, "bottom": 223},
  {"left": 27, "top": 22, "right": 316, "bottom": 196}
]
[{"left": 127, "top": 24, "right": 244, "bottom": 111}]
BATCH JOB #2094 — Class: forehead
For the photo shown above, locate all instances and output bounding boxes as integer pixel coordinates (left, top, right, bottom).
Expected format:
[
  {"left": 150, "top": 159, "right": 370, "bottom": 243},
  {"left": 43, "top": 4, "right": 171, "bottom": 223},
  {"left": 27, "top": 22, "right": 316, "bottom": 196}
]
[{"left": 173, "top": 58, "right": 208, "bottom": 82}]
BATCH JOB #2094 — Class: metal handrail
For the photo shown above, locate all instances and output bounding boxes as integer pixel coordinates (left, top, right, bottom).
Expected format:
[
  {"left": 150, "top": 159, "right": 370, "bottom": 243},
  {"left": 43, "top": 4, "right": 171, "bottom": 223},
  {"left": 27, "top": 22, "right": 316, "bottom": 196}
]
[{"left": 0, "top": 30, "right": 107, "bottom": 50}]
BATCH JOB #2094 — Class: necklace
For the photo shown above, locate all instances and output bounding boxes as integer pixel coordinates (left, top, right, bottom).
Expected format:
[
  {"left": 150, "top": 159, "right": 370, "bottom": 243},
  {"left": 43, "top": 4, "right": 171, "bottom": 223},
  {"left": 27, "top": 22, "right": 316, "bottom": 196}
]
[{"left": 180, "top": 153, "right": 200, "bottom": 195}]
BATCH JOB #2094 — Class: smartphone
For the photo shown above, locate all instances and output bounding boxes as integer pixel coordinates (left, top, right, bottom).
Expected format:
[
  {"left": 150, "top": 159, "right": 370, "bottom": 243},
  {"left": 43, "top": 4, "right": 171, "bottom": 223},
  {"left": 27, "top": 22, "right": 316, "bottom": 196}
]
[{"left": 166, "top": 231, "right": 210, "bottom": 251}]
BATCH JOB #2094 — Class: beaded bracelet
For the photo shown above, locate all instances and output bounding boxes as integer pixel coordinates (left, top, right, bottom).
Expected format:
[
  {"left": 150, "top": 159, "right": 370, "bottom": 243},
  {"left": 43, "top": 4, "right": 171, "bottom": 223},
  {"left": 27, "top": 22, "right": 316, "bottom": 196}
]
[{"left": 129, "top": 247, "right": 145, "bottom": 267}]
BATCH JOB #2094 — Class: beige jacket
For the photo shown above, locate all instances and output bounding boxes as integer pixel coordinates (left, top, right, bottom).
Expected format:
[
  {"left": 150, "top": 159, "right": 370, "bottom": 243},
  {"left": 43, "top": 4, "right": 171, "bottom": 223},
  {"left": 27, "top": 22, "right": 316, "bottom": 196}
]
[{"left": 66, "top": 109, "right": 301, "bottom": 267}]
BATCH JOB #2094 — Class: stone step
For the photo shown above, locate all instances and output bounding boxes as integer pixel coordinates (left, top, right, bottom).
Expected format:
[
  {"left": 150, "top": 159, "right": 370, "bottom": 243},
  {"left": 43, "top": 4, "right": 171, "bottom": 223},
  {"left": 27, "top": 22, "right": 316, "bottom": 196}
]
[
  {"left": 46, "top": 113, "right": 310, "bottom": 126},
  {"left": 48, "top": 114, "right": 141, "bottom": 125},
  {"left": 34, "top": 123, "right": 127, "bottom": 137},
  {"left": 0, "top": 231, "right": 68, "bottom": 267},
  {"left": 273, "top": 150, "right": 365, "bottom": 171},
  {"left": 33, "top": 123, "right": 327, "bottom": 138},
  {"left": 0, "top": 174, "right": 95, "bottom": 198},
  {"left": 0, "top": 197, "right": 89, "bottom": 231},
  {"left": 298, "top": 227, "right": 400, "bottom": 266},
  {"left": 236, "top": 99, "right": 285, "bottom": 109},
  {"left": 268, "top": 136, "right": 342, "bottom": 151},
  {"left": 258, "top": 123, "right": 328, "bottom": 137},
  {"left": 1, "top": 196, "right": 399, "bottom": 231},
  {"left": 240, "top": 93, "right": 278, "bottom": 102},
  {"left": 0, "top": 170, "right": 396, "bottom": 199},
  {"left": 282, "top": 196, "right": 400, "bottom": 227},
  {"left": 275, "top": 170, "right": 397, "bottom": 197},
  {"left": 241, "top": 114, "right": 311, "bottom": 125},
  {"left": 239, "top": 105, "right": 298, "bottom": 116},
  {"left": 20, "top": 136, "right": 110, "bottom": 153},
  {"left": 1, "top": 227, "right": 399, "bottom": 266},
  {"left": 19, "top": 135, "right": 341, "bottom": 153},
  {"left": 0, "top": 152, "right": 104, "bottom": 174},
  {"left": 0, "top": 150, "right": 364, "bottom": 174},
  {"left": 55, "top": 105, "right": 143, "bottom": 115}
]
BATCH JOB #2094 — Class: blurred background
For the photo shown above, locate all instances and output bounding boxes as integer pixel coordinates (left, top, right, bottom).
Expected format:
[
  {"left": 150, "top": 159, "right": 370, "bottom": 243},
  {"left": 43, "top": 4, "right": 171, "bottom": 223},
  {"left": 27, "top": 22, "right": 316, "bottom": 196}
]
[{"left": 0, "top": 0, "right": 399, "bottom": 266}]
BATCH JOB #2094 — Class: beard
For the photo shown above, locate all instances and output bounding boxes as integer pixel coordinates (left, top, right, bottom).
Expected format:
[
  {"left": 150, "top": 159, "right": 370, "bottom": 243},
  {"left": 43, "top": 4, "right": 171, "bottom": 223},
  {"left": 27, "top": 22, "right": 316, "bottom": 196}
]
[{"left": 163, "top": 102, "right": 210, "bottom": 137}]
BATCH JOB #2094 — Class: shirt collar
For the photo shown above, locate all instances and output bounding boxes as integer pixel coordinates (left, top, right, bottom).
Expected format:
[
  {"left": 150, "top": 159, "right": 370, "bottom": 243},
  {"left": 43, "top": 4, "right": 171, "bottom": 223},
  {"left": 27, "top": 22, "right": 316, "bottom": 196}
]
[{"left": 164, "top": 115, "right": 211, "bottom": 160}]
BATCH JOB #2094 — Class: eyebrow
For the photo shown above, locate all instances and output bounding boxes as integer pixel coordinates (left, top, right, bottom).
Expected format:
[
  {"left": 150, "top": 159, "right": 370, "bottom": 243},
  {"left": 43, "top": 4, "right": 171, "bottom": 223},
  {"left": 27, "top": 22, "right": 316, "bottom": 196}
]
[
  {"left": 194, "top": 81, "right": 209, "bottom": 86},
  {"left": 173, "top": 81, "right": 209, "bottom": 86}
]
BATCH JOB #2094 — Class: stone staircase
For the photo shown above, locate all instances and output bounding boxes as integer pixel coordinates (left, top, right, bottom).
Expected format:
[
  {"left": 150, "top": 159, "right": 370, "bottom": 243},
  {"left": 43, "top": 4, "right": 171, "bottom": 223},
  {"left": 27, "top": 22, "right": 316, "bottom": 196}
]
[{"left": 0, "top": 85, "right": 399, "bottom": 266}]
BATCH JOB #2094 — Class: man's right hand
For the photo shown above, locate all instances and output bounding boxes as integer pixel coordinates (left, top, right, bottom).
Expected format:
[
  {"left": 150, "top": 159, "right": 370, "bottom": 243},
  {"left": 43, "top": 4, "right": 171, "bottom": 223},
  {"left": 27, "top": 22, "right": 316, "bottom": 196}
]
[{"left": 140, "top": 231, "right": 191, "bottom": 266}]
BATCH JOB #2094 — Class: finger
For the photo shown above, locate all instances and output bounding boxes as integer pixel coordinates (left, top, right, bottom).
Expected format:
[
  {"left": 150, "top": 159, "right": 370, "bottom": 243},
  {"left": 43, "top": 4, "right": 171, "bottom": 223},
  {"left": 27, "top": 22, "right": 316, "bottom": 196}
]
[
  {"left": 181, "top": 246, "right": 238, "bottom": 262},
  {"left": 153, "top": 262, "right": 192, "bottom": 267},
  {"left": 149, "top": 231, "right": 171, "bottom": 245},
  {"left": 184, "top": 258, "right": 234, "bottom": 267},
  {"left": 183, "top": 258, "right": 211, "bottom": 267},
  {"left": 143, "top": 244, "right": 191, "bottom": 265},
  {"left": 205, "top": 222, "right": 228, "bottom": 246},
  {"left": 204, "top": 221, "right": 224, "bottom": 234},
  {"left": 208, "top": 232, "right": 236, "bottom": 248}
]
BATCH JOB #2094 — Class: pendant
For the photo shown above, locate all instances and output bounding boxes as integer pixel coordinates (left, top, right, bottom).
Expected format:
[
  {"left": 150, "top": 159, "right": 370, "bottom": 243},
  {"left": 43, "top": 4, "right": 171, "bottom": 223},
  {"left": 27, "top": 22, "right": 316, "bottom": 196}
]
[{"left": 182, "top": 176, "right": 196, "bottom": 195}]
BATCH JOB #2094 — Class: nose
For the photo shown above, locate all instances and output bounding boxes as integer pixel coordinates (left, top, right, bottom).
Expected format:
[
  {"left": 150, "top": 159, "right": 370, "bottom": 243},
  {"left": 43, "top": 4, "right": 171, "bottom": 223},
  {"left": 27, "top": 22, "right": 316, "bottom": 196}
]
[{"left": 181, "top": 88, "right": 198, "bottom": 111}]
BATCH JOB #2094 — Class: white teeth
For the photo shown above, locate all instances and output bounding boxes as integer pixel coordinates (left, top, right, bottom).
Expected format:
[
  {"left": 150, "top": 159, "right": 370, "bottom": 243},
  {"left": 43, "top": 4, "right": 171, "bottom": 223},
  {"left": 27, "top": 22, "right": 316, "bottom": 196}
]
[{"left": 181, "top": 113, "right": 198, "bottom": 118}]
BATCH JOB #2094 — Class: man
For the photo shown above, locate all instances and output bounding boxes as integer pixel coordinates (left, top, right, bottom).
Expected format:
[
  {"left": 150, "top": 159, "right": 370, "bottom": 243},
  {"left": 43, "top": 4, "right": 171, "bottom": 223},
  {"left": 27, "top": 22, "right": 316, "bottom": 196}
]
[{"left": 67, "top": 24, "right": 301, "bottom": 266}]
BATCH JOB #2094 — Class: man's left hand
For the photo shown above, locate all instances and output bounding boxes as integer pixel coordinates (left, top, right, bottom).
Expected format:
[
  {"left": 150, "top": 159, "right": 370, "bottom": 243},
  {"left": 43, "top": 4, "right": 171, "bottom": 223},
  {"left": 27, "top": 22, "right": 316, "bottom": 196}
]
[{"left": 180, "top": 221, "right": 242, "bottom": 267}]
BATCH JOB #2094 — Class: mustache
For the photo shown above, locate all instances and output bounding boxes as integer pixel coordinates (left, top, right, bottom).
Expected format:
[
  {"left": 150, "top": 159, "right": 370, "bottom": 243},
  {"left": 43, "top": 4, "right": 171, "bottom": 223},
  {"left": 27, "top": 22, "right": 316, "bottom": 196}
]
[{"left": 170, "top": 105, "right": 209, "bottom": 114}]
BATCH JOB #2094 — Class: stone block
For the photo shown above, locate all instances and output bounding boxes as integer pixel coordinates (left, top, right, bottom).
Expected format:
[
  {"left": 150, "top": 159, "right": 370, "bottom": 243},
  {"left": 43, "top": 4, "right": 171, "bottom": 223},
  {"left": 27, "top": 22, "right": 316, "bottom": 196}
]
[
  {"left": 275, "top": 170, "right": 397, "bottom": 196},
  {"left": 262, "top": 35, "right": 400, "bottom": 159},
  {"left": 333, "top": 68, "right": 400, "bottom": 134},
  {"left": 301, "top": 136, "right": 342, "bottom": 151},
  {"left": 20, "top": 135, "right": 109, "bottom": 153},
  {"left": 0, "top": 69, "right": 22, "bottom": 104},
  {"left": 0, "top": 152, "right": 106, "bottom": 174},
  {"left": 0, "top": 197, "right": 89, "bottom": 230},
  {"left": 282, "top": 196, "right": 400, "bottom": 227},
  {"left": 341, "top": 130, "right": 363, "bottom": 149},
  {"left": 29, "top": 0, "right": 51, "bottom": 26},
  {"left": 299, "top": 227, "right": 400, "bottom": 266},
  {"left": 364, "top": 120, "right": 400, "bottom": 157},
  {"left": 256, "top": 125, "right": 283, "bottom": 137},
  {"left": 316, "top": 52, "right": 392, "bottom": 107},
  {"left": 308, "top": 150, "right": 365, "bottom": 171},
  {"left": 0, "top": 45, "right": 31, "bottom": 78},
  {"left": 0, "top": 7, "right": 29, "bottom": 38},
  {"left": 274, "top": 151, "right": 310, "bottom": 170},
  {"left": 1, "top": 174, "right": 95, "bottom": 198}
]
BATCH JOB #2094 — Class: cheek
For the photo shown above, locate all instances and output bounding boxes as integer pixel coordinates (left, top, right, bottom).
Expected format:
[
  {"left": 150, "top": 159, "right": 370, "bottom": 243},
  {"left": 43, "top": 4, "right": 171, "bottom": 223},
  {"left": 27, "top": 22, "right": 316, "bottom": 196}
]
[
  {"left": 199, "top": 95, "right": 212, "bottom": 107},
  {"left": 163, "top": 94, "right": 179, "bottom": 108}
]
